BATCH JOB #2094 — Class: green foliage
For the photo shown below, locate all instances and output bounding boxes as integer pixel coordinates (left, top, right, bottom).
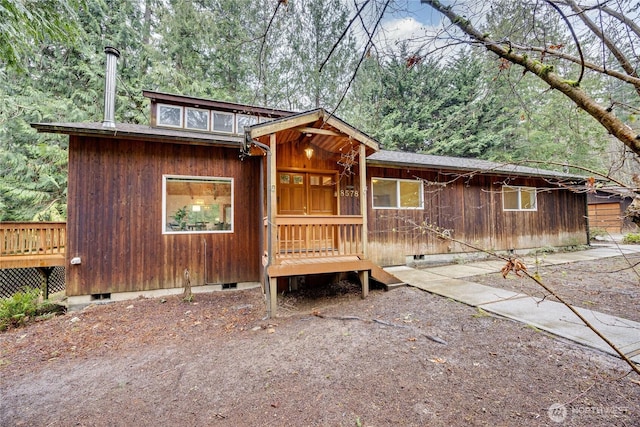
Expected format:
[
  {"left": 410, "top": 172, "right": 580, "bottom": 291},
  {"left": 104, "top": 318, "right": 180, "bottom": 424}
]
[
  {"left": 0, "top": 288, "right": 40, "bottom": 331},
  {"left": 0, "top": 0, "right": 81, "bottom": 70},
  {"left": 623, "top": 233, "right": 640, "bottom": 244},
  {"left": 589, "top": 227, "right": 607, "bottom": 240}
]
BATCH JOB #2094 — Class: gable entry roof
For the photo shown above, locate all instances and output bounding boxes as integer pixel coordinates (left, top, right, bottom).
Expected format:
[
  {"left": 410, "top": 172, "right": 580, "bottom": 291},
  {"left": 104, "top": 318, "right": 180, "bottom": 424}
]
[{"left": 246, "top": 109, "right": 379, "bottom": 156}]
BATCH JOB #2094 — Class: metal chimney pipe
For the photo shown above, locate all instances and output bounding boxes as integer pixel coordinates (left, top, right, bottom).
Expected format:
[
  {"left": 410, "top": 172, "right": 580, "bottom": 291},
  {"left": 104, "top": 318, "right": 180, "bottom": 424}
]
[{"left": 102, "top": 46, "right": 120, "bottom": 128}]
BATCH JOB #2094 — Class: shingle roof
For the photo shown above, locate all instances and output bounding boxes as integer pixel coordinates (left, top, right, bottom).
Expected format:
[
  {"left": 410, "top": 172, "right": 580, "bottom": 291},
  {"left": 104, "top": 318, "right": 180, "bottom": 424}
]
[{"left": 367, "top": 150, "right": 586, "bottom": 181}]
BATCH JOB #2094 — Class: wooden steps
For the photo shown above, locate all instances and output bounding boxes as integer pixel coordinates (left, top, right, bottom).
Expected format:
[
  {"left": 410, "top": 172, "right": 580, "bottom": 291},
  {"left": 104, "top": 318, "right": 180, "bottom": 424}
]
[{"left": 360, "top": 260, "right": 406, "bottom": 291}]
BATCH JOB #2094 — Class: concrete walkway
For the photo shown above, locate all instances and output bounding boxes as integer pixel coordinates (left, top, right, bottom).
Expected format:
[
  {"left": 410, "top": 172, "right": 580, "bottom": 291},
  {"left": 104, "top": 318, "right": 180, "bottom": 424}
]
[{"left": 386, "top": 243, "right": 640, "bottom": 364}]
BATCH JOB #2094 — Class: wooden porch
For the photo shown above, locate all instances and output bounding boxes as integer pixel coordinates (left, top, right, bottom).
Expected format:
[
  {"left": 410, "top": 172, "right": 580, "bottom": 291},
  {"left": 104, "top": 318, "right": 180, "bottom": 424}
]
[
  {"left": 268, "top": 214, "right": 372, "bottom": 275},
  {"left": 0, "top": 222, "right": 66, "bottom": 269},
  {"left": 246, "top": 108, "right": 383, "bottom": 317}
]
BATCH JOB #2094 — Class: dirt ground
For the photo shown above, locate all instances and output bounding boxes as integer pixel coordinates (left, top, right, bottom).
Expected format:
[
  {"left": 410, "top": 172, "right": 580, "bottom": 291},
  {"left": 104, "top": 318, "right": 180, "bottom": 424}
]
[{"left": 1, "top": 255, "right": 639, "bottom": 426}]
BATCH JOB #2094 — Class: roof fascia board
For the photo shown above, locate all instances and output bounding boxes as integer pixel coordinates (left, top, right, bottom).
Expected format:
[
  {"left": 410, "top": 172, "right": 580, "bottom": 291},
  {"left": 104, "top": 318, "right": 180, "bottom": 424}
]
[
  {"left": 248, "top": 110, "right": 324, "bottom": 139},
  {"left": 321, "top": 112, "right": 379, "bottom": 151},
  {"left": 366, "top": 158, "right": 585, "bottom": 181}
]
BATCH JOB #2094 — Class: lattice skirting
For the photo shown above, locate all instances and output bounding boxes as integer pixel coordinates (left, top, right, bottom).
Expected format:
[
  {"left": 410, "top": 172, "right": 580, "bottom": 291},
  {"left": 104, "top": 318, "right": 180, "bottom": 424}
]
[{"left": 0, "top": 267, "right": 65, "bottom": 298}]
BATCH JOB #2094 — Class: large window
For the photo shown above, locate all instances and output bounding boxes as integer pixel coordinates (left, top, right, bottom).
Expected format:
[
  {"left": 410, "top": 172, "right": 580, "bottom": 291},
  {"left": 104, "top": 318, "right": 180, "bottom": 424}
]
[
  {"left": 502, "top": 186, "right": 537, "bottom": 211},
  {"left": 163, "top": 175, "right": 233, "bottom": 234},
  {"left": 372, "top": 178, "right": 423, "bottom": 209}
]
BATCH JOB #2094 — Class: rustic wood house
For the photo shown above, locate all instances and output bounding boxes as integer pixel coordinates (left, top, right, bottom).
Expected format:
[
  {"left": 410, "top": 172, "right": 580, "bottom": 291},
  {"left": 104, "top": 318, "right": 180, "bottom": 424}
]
[{"left": 29, "top": 48, "right": 589, "bottom": 315}]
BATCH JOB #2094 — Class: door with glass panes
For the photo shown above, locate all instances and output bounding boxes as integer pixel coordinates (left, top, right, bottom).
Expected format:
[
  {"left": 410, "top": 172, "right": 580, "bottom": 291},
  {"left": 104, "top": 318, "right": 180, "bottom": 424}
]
[
  {"left": 277, "top": 170, "right": 338, "bottom": 253},
  {"left": 277, "top": 171, "right": 337, "bottom": 216}
]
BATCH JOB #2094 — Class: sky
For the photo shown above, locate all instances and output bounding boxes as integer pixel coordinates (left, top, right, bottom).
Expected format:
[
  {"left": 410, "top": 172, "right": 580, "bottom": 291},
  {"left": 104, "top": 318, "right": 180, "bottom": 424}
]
[{"left": 348, "top": 0, "right": 459, "bottom": 56}]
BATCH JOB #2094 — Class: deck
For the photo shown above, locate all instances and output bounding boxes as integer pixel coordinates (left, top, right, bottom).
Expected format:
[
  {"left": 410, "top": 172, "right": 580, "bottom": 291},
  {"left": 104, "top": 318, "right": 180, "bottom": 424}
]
[{"left": 0, "top": 222, "right": 66, "bottom": 269}]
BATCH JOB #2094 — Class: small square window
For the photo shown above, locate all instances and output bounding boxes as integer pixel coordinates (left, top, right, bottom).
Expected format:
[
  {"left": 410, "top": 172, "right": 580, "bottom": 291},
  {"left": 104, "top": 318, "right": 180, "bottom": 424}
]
[
  {"left": 212, "top": 111, "right": 234, "bottom": 133},
  {"left": 502, "top": 186, "right": 537, "bottom": 211},
  {"left": 186, "top": 108, "right": 209, "bottom": 131},
  {"left": 157, "top": 104, "right": 183, "bottom": 128},
  {"left": 372, "top": 178, "right": 423, "bottom": 209},
  {"left": 237, "top": 114, "right": 258, "bottom": 133}
]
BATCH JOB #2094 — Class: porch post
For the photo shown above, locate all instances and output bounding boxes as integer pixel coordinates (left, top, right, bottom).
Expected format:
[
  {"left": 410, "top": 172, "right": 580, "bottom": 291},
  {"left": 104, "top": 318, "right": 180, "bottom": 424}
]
[
  {"left": 359, "top": 143, "right": 368, "bottom": 257},
  {"left": 359, "top": 143, "right": 369, "bottom": 299},
  {"left": 269, "top": 133, "right": 278, "bottom": 316}
]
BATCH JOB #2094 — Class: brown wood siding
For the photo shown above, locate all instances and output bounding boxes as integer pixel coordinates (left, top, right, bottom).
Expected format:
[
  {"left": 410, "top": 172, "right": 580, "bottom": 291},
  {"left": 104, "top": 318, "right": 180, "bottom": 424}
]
[
  {"left": 366, "top": 166, "right": 588, "bottom": 266},
  {"left": 66, "top": 136, "right": 261, "bottom": 296},
  {"left": 588, "top": 203, "right": 622, "bottom": 233}
]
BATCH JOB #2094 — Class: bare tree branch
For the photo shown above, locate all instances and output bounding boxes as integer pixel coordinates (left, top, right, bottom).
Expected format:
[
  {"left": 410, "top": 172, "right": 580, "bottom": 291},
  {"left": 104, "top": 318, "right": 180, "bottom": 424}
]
[
  {"left": 419, "top": 0, "right": 640, "bottom": 156},
  {"left": 319, "top": 0, "right": 372, "bottom": 74},
  {"left": 505, "top": 43, "right": 640, "bottom": 89},
  {"left": 544, "top": 0, "right": 585, "bottom": 84},
  {"left": 559, "top": 0, "right": 640, "bottom": 96}
]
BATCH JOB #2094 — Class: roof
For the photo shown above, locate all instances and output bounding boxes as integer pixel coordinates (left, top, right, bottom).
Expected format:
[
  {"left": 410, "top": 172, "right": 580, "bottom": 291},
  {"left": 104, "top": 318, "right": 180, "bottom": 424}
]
[
  {"left": 247, "top": 109, "right": 379, "bottom": 156},
  {"left": 367, "top": 150, "right": 587, "bottom": 181},
  {"left": 31, "top": 122, "right": 244, "bottom": 148}
]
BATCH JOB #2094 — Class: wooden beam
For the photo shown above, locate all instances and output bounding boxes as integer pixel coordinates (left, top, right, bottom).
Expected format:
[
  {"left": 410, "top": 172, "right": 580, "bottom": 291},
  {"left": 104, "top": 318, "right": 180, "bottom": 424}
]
[
  {"left": 268, "top": 259, "right": 372, "bottom": 277},
  {"left": 359, "top": 270, "right": 369, "bottom": 299},
  {"left": 359, "top": 143, "right": 368, "bottom": 258},
  {"left": 0, "top": 254, "right": 65, "bottom": 269},
  {"left": 249, "top": 111, "right": 324, "bottom": 139},
  {"left": 269, "top": 133, "right": 278, "bottom": 317},
  {"left": 294, "top": 126, "right": 342, "bottom": 137},
  {"left": 321, "top": 112, "right": 380, "bottom": 152}
]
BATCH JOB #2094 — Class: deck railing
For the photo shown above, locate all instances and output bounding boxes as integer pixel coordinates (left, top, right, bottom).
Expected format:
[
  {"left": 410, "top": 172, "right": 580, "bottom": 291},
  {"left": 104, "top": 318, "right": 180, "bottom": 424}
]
[
  {"left": 273, "top": 215, "right": 363, "bottom": 261},
  {"left": 0, "top": 222, "right": 66, "bottom": 257}
]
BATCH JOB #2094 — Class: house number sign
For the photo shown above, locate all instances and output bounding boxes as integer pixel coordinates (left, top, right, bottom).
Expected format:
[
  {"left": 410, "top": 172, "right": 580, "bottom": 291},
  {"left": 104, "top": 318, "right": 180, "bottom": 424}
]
[{"left": 340, "top": 189, "right": 359, "bottom": 197}]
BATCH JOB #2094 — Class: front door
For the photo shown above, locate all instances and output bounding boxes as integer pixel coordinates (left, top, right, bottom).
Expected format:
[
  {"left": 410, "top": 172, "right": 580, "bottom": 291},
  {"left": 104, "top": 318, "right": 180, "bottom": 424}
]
[{"left": 277, "top": 170, "right": 337, "bottom": 215}]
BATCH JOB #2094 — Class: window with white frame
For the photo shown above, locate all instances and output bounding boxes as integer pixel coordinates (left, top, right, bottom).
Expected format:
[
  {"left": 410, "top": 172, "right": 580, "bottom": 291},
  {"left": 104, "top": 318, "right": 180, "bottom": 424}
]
[
  {"left": 236, "top": 114, "right": 258, "bottom": 133},
  {"left": 372, "top": 178, "right": 423, "bottom": 209},
  {"left": 163, "top": 175, "right": 234, "bottom": 234},
  {"left": 502, "top": 186, "right": 537, "bottom": 211},
  {"left": 185, "top": 107, "right": 209, "bottom": 131},
  {"left": 212, "top": 111, "right": 234, "bottom": 133},
  {"left": 157, "top": 104, "right": 183, "bottom": 128}
]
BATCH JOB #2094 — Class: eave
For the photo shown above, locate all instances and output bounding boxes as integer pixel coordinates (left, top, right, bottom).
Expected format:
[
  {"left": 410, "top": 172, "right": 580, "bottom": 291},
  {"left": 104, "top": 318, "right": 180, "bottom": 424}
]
[{"left": 31, "top": 122, "right": 244, "bottom": 148}]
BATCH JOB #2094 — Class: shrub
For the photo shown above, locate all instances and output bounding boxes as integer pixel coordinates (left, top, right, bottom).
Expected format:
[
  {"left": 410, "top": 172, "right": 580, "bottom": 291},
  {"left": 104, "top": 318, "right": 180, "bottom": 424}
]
[
  {"left": 589, "top": 227, "right": 607, "bottom": 240},
  {"left": 0, "top": 288, "right": 40, "bottom": 331},
  {"left": 623, "top": 233, "right": 640, "bottom": 244}
]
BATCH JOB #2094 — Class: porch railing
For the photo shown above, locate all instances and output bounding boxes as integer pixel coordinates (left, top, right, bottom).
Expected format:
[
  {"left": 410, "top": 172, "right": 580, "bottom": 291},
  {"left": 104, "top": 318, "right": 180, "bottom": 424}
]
[
  {"left": 0, "top": 222, "right": 66, "bottom": 257},
  {"left": 273, "top": 215, "right": 363, "bottom": 261}
]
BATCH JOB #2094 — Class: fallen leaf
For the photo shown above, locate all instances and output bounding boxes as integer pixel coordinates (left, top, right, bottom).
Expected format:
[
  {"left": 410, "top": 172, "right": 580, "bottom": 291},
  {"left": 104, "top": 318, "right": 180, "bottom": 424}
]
[{"left": 429, "top": 357, "right": 446, "bottom": 364}]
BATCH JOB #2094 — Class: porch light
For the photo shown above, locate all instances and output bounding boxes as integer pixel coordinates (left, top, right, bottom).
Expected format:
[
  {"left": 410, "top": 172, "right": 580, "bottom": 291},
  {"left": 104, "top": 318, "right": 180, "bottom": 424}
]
[{"left": 304, "top": 145, "right": 314, "bottom": 159}]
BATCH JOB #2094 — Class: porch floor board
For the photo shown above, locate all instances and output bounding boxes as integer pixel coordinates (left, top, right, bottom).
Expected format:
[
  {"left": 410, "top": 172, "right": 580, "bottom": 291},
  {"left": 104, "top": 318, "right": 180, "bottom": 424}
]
[
  {"left": 268, "top": 256, "right": 371, "bottom": 277},
  {"left": 0, "top": 253, "right": 66, "bottom": 269}
]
